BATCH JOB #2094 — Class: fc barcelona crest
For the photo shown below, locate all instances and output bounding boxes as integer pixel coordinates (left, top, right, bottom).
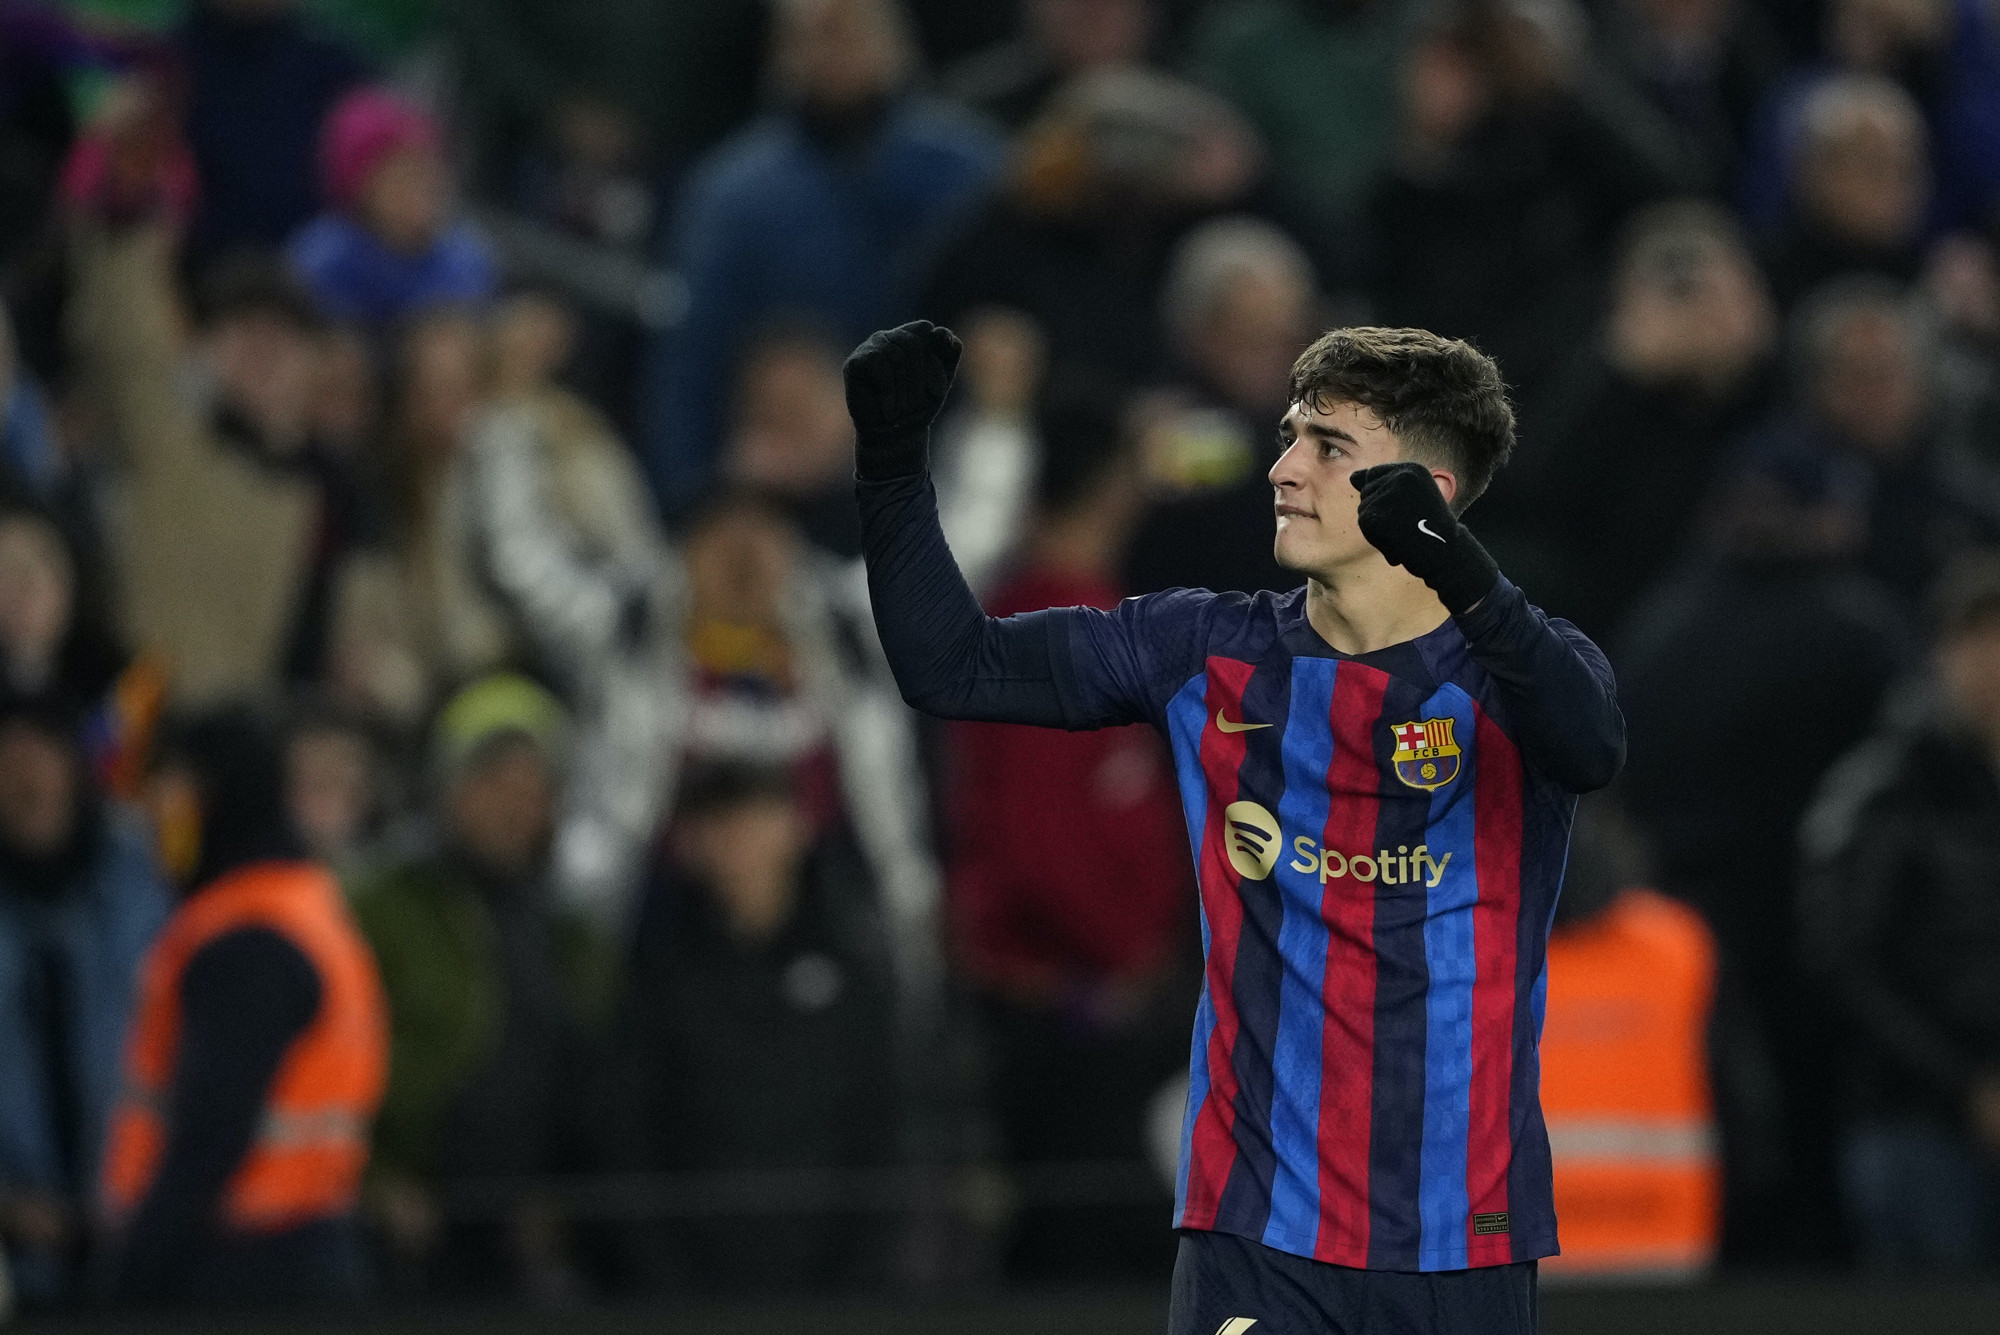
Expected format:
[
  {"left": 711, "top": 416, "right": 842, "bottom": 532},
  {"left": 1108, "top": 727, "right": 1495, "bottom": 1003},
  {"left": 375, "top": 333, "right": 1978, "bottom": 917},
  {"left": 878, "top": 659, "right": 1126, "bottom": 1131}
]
[{"left": 1390, "top": 718, "right": 1461, "bottom": 791}]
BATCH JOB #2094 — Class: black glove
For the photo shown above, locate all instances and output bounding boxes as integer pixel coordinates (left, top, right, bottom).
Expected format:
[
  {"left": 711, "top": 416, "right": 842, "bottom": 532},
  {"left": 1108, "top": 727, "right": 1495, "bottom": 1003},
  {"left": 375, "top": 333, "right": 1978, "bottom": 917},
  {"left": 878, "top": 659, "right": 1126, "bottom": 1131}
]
[
  {"left": 843, "top": 320, "right": 963, "bottom": 481},
  {"left": 1351, "top": 461, "right": 1499, "bottom": 614}
]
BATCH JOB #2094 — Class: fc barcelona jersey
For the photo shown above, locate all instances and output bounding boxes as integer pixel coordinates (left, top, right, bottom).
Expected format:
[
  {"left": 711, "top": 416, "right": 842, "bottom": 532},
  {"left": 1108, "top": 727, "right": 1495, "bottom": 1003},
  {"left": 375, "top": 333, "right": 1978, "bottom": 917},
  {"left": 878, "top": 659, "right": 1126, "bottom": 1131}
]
[{"left": 1038, "top": 583, "right": 1598, "bottom": 1272}]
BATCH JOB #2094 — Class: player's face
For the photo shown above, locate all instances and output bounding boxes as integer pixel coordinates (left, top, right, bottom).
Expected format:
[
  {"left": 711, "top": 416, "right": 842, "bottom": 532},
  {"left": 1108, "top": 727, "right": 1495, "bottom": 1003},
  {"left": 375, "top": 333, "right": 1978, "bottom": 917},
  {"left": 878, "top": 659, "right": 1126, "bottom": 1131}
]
[{"left": 1270, "top": 397, "right": 1405, "bottom": 579}]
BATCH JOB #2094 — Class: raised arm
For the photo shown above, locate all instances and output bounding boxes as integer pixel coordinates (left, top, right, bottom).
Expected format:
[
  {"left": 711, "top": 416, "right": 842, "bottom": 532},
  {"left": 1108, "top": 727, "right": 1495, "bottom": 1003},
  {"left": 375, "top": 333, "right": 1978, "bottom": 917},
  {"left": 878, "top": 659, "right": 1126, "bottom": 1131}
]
[
  {"left": 1352, "top": 462, "right": 1626, "bottom": 793},
  {"left": 1452, "top": 579, "right": 1626, "bottom": 792},
  {"left": 848, "top": 323, "right": 1160, "bottom": 729}
]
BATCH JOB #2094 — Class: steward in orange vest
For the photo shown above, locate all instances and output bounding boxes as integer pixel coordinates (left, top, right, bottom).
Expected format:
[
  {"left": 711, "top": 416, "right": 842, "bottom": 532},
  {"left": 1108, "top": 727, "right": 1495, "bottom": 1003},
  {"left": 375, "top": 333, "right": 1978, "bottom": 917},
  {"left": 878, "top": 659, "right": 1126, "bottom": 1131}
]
[
  {"left": 99, "top": 707, "right": 387, "bottom": 1304},
  {"left": 1539, "top": 805, "right": 1719, "bottom": 1279}
]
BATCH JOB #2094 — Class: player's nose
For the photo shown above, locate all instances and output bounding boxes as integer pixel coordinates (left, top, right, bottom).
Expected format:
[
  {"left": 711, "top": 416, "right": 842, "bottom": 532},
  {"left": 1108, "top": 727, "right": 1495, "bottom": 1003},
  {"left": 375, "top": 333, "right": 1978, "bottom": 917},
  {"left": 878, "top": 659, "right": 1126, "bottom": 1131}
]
[{"left": 1269, "top": 440, "right": 1304, "bottom": 489}]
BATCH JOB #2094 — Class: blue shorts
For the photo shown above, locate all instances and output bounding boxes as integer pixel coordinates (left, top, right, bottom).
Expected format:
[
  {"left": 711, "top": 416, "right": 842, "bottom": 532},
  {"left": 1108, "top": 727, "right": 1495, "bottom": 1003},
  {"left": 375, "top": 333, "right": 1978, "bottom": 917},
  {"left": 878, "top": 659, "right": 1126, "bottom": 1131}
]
[{"left": 1167, "top": 1229, "right": 1538, "bottom": 1335}]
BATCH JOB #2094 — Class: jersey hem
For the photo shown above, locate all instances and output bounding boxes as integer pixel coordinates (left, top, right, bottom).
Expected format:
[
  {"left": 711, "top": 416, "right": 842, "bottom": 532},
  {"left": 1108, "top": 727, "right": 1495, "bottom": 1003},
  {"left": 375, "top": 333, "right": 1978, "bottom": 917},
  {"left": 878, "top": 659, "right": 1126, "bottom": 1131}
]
[{"left": 1181, "top": 1217, "right": 1559, "bottom": 1273}]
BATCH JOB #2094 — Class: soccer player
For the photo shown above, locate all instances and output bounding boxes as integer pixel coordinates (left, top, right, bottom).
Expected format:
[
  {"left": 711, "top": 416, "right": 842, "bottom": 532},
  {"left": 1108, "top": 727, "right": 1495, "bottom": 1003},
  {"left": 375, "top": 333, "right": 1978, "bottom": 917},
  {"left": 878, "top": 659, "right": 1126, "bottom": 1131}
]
[{"left": 847, "top": 321, "right": 1623, "bottom": 1334}]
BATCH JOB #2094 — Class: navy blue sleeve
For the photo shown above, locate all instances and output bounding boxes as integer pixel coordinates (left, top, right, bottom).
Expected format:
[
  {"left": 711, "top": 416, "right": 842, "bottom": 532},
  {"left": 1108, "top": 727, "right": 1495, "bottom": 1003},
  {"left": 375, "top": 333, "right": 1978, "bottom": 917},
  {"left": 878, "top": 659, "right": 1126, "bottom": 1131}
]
[
  {"left": 1451, "top": 576, "right": 1626, "bottom": 793},
  {"left": 857, "top": 473, "right": 1209, "bottom": 728}
]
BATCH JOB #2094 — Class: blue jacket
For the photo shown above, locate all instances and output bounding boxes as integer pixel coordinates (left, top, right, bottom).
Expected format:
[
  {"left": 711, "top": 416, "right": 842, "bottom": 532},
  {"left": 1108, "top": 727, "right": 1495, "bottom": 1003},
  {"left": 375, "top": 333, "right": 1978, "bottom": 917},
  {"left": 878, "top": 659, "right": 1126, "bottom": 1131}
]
[
  {"left": 288, "top": 213, "right": 498, "bottom": 329},
  {"left": 0, "top": 812, "right": 170, "bottom": 1300},
  {"left": 638, "top": 97, "right": 1001, "bottom": 516}
]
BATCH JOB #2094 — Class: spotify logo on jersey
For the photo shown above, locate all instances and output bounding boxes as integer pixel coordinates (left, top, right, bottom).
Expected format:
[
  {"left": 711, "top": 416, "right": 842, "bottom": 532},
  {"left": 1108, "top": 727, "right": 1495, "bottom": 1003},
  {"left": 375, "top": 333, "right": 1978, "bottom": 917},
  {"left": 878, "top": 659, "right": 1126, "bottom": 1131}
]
[
  {"left": 1218, "top": 800, "right": 1457, "bottom": 890},
  {"left": 1224, "top": 801, "right": 1281, "bottom": 880}
]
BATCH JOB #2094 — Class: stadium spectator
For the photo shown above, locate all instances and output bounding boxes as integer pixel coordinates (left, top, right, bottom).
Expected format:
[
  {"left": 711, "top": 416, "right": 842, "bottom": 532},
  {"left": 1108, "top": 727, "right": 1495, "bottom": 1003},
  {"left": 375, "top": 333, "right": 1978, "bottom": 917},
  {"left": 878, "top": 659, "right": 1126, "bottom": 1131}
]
[
  {"left": 1800, "top": 551, "right": 2000, "bottom": 1270},
  {"left": 1617, "top": 441, "right": 1917, "bottom": 1265},
  {"left": 1366, "top": 0, "right": 1697, "bottom": 397},
  {"left": 1740, "top": 0, "right": 2000, "bottom": 236},
  {"left": 66, "top": 202, "right": 344, "bottom": 705},
  {"left": 1782, "top": 277, "right": 2000, "bottom": 604},
  {"left": 612, "top": 761, "right": 898, "bottom": 1291},
  {"left": 943, "top": 0, "right": 1156, "bottom": 130},
  {"left": 0, "top": 507, "right": 122, "bottom": 709},
  {"left": 176, "top": 0, "right": 370, "bottom": 261},
  {"left": 0, "top": 307, "right": 67, "bottom": 515},
  {"left": 639, "top": 0, "right": 1002, "bottom": 516},
  {"left": 1597, "top": 0, "right": 1787, "bottom": 190},
  {"left": 720, "top": 322, "right": 864, "bottom": 559},
  {"left": 558, "top": 492, "right": 937, "bottom": 955},
  {"left": 465, "top": 291, "right": 663, "bottom": 692},
  {"left": 1123, "top": 214, "right": 1319, "bottom": 597},
  {"left": 1762, "top": 75, "right": 1932, "bottom": 309},
  {"left": 1501, "top": 200, "right": 1777, "bottom": 639},
  {"left": 100, "top": 705, "right": 387, "bottom": 1305},
  {"left": 308, "top": 324, "right": 383, "bottom": 469},
  {"left": 1184, "top": 0, "right": 1409, "bottom": 246},
  {"left": 947, "top": 391, "right": 1193, "bottom": 1280},
  {"left": 1538, "top": 798, "right": 1720, "bottom": 1280},
  {"left": 919, "top": 67, "right": 1261, "bottom": 393},
  {"left": 447, "top": 0, "right": 767, "bottom": 199},
  {"left": 327, "top": 311, "right": 507, "bottom": 728},
  {"left": 350, "top": 675, "right": 612, "bottom": 1300},
  {"left": 288, "top": 88, "right": 497, "bottom": 331},
  {"left": 281, "top": 699, "right": 382, "bottom": 873},
  {"left": 0, "top": 692, "right": 168, "bottom": 1306},
  {"left": 0, "top": 503, "right": 165, "bottom": 805}
]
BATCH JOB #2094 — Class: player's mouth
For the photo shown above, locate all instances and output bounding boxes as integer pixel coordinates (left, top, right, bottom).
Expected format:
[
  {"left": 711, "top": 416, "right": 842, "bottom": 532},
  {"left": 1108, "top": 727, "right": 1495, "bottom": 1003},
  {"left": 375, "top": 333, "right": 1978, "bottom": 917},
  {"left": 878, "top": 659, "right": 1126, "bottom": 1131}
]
[{"left": 1275, "top": 501, "right": 1315, "bottom": 521}]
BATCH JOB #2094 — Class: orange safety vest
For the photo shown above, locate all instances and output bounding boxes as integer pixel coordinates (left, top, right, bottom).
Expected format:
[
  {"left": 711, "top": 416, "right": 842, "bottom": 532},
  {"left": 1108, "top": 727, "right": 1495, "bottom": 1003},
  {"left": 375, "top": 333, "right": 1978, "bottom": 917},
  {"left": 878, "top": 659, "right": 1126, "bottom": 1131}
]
[
  {"left": 1540, "top": 888, "right": 1719, "bottom": 1278},
  {"left": 101, "top": 861, "right": 388, "bottom": 1234}
]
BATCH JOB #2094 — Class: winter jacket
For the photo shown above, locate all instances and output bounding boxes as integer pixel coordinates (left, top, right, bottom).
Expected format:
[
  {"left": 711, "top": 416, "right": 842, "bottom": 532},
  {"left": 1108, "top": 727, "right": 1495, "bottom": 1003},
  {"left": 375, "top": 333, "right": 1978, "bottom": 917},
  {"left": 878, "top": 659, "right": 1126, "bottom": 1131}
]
[
  {"left": 611, "top": 836, "right": 897, "bottom": 1289},
  {"left": 1800, "top": 690, "right": 2000, "bottom": 1126},
  {"left": 638, "top": 96, "right": 1001, "bottom": 514},
  {"left": 0, "top": 810, "right": 169, "bottom": 1302},
  {"left": 347, "top": 839, "right": 614, "bottom": 1185},
  {"left": 66, "top": 223, "right": 322, "bottom": 705},
  {"left": 557, "top": 551, "right": 940, "bottom": 1000},
  {"left": 463, "top": 390, "right": 663, "bottom": 693},
  {"left": 287, "top": 213, "right": 497, "bottom": 330}
]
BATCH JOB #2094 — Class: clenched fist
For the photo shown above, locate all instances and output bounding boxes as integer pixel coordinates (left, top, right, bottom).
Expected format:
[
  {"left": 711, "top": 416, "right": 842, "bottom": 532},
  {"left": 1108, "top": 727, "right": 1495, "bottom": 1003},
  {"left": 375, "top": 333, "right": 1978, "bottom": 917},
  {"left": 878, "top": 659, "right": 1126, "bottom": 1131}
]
[
  {"left": 1350, "top": 461, "right": 1498, "bottom": 614},
  {"left": 843, "top": 320, "right": 963, "bottom": 481}
]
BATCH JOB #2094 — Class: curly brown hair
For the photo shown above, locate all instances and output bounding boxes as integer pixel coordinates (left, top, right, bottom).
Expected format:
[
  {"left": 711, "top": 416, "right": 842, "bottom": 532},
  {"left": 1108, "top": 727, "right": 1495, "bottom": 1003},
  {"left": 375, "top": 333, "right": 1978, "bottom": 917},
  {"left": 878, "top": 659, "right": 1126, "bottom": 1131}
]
[{"left": 1288, "top": 327, "right": 1516, "bottom": 512}]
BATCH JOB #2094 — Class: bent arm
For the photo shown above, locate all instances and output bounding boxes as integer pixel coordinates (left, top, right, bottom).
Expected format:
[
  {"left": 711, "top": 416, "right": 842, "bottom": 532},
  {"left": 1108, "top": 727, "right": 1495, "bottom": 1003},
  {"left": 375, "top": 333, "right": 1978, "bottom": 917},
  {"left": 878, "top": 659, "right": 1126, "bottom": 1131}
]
[
  {"left": 857, "top": 472, "right": 1071, "bottom": 725},
  {"left": 1452, "top": 577, "right": 1626, "bottom": 792}
]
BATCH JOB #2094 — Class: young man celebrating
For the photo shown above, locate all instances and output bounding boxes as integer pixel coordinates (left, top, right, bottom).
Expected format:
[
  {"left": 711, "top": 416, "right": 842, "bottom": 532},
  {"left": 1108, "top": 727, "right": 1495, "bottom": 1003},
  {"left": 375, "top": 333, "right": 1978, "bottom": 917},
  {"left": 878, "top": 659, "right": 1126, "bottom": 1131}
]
[{"left": 848, "top": 322, "right": 1623, "bottom": 1333}]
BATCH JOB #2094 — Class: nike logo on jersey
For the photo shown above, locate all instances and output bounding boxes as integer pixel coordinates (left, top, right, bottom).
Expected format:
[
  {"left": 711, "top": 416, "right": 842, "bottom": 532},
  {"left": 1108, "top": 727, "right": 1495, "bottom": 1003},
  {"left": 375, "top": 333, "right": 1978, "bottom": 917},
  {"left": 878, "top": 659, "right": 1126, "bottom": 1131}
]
[
  {"left": 1215, "top": 709, "right": 1273, "bottom": 733},
  {"left": 1417, "top": 519, "right": 1446, "bottom": 542}
]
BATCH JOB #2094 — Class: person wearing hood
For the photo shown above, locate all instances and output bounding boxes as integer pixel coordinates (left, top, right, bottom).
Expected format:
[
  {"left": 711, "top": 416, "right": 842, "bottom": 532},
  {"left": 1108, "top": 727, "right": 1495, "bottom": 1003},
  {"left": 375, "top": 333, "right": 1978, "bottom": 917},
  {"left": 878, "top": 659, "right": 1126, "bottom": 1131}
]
[
  {"left": 1800, "top": 551, "right": 2000, "bottom": 1270},
  {"left": 347, "top": 674, "right": 612, "bottom": 1299},
  {"left": 637, "top": 0, "right": 1002, "bottom": 517},
  {"left": 98, "top": 704, "right": 388, "bottom": 1305},
  {"left": 0, "top": 692, "right": 168, "bottom": 1307}
]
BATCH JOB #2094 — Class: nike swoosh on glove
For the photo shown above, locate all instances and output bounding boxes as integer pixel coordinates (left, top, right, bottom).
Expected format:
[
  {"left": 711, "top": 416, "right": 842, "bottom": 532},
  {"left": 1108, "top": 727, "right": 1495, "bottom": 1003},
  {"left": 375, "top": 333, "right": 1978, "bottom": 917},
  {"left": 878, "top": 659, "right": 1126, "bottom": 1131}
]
[
  {"left": 843, "top": 320, "right": 962, "bottom": 481},
  {"left": 1350, "top": 461, "right": 1499, "bottom": 614}
]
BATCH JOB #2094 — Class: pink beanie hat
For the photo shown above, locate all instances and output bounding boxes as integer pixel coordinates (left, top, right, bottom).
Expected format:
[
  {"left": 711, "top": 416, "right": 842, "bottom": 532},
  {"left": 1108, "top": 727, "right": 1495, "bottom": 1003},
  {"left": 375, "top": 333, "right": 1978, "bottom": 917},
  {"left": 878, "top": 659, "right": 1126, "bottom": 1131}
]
[{"left": 319, "top": 87, "right": 441, "bottom": 210}]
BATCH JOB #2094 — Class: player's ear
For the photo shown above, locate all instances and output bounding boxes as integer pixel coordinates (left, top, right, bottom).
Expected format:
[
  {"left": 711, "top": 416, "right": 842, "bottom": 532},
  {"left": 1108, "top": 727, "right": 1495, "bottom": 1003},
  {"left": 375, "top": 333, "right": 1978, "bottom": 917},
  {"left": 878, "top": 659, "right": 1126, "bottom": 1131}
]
[{"left": 1431, "top": 467, "right": 1460, "bottom": 510}]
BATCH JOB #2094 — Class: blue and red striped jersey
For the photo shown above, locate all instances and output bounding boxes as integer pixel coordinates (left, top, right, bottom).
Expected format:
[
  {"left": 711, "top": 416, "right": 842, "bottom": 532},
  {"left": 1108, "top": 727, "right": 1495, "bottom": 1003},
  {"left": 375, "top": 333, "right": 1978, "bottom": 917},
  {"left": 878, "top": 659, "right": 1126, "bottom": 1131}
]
[{"left": 1043, "top": 584, "right": 1592, "bottom": 1272}]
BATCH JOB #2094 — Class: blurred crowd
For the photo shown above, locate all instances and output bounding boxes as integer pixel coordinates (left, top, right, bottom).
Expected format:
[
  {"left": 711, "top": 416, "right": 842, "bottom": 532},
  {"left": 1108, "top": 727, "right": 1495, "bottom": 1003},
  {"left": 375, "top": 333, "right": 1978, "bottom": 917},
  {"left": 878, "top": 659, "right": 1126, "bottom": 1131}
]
[{"left": 2, "top": 0, "right": 2000, "bottom": 1314}]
